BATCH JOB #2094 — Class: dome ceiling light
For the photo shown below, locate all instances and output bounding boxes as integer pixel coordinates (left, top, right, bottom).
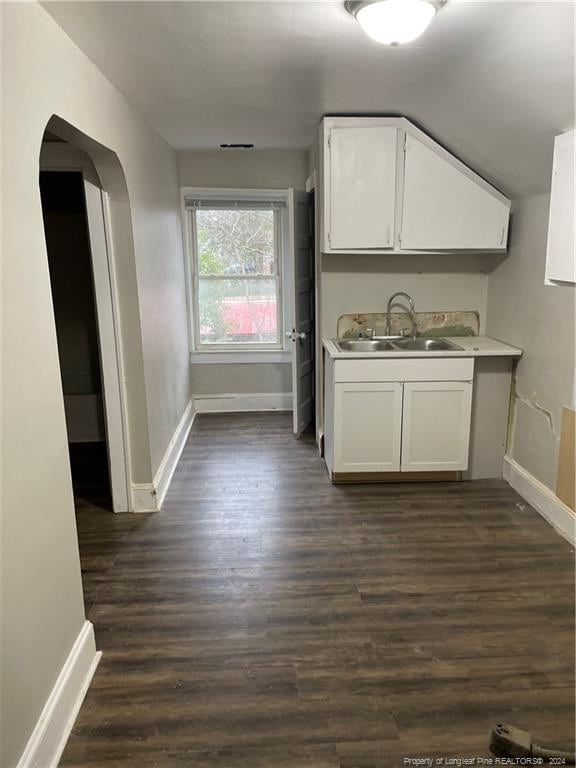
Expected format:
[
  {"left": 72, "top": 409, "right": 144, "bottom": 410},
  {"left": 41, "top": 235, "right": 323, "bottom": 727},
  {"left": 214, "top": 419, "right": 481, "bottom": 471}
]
[{"left": 345, "top": 0, "right": 446, "bottom": 45}]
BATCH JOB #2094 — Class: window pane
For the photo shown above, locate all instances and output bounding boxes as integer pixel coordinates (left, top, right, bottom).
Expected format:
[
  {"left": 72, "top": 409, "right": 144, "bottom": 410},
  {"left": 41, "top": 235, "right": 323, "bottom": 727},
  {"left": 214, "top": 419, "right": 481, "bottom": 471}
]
[
  {"left": 198, "top": 278, "right": 278, "bottom": 345},
  {"left": 196, "top": 209, "right": 275, "bottom": 276}
]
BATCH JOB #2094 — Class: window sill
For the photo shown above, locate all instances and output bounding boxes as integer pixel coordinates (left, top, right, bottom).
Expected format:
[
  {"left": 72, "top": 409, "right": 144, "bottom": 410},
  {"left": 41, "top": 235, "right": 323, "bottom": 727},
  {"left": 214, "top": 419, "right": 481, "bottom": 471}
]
[{"left": 190, "top": 350, "right": 292, "bottom": 365}]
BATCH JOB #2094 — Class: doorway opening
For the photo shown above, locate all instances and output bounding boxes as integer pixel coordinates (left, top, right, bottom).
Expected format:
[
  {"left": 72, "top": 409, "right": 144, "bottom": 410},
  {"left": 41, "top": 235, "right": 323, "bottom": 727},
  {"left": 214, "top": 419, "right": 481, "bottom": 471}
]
[
  {"left": 40, "top": 168, "right": 114, "bottom": 512},
  {"left": 40, "top": 115, "right": 158, "bottom": 515},
  {"left": 182, "top": 185, "right": 316, "bottom": 438}
]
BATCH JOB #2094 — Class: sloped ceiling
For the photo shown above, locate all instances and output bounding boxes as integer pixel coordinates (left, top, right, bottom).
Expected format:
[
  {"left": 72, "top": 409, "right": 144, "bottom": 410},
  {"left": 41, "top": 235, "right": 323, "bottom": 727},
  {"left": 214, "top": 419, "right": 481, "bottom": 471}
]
[{"left": 42, "top": 1, "right": 574, "bottom": 197}]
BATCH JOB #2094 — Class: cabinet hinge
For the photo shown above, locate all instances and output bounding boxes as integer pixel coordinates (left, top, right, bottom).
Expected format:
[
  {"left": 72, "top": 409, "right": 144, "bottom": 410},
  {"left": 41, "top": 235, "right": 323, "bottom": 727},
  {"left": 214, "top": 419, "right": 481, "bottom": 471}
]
[
  {"left": 403, "top": 134, "right": 407, "bottom": 153},
  {"left": 327, "top": 131, "right": 331, "bottom": 148}
]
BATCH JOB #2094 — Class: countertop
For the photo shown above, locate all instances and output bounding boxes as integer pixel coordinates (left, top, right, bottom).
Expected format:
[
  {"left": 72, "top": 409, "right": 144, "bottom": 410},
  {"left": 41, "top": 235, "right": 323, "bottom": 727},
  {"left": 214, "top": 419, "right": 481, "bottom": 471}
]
[{"left": 323, "top": 335, "right": 522, "bottom": 359}]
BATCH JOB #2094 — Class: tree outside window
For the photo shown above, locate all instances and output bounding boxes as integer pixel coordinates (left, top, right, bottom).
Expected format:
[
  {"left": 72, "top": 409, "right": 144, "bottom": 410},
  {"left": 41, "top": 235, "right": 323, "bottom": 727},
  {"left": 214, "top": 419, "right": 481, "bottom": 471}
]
[{"left": 193, "top": 207, "right": 281, "bottom": 348}]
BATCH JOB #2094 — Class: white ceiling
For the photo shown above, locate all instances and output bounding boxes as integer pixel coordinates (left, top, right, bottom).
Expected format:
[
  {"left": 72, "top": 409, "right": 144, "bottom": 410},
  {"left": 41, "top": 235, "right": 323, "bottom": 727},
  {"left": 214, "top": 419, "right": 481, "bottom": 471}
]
[{"left": 43, "top": 1, "right": 574, "bottom": 197}]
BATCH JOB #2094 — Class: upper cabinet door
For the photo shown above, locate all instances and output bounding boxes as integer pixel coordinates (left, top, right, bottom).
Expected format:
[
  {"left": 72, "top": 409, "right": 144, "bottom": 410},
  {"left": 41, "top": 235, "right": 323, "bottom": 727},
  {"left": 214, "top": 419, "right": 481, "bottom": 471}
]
[
  {"left": 546, "top": 129, "right": 575, "bottom": 284},
  {"left": 400, "top": 135, "right": 510, "bottom": 251},
  {"left": 327, "top": 126, "right": 397, "bottom": 250}
]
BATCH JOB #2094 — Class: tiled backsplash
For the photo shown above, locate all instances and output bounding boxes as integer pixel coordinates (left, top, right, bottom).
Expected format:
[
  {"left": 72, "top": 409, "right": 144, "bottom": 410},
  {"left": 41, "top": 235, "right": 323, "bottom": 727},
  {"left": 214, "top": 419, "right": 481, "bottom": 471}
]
[{"left": 337, "top": 311, "right": 479, "bottom": 338}]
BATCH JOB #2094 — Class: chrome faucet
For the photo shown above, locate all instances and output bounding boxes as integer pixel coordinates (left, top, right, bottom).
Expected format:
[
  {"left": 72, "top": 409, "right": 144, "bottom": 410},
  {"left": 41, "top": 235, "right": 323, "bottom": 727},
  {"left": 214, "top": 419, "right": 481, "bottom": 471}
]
[{"left": 385, "top": 292, "right": 417, "bottom": 337}]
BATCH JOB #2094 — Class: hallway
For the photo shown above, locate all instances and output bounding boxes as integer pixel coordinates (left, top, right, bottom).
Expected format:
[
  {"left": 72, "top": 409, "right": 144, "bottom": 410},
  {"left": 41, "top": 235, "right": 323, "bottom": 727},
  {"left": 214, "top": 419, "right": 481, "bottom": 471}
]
[{"left": 62, "top": 413, "right": 575, "bottom": 767}]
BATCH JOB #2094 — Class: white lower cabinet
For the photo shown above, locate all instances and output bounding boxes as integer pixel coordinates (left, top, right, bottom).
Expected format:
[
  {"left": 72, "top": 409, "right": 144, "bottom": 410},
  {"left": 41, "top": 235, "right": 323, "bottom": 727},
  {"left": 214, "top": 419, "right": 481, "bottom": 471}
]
[
  {"left": 326, "top": 358, "right": 474, "bottom": 477},
  {"left": 334, "top": 382, "right": 403, "bottom": 472},
  {"left": 401, "top": 381, "right": 473, "bottom": 472}
]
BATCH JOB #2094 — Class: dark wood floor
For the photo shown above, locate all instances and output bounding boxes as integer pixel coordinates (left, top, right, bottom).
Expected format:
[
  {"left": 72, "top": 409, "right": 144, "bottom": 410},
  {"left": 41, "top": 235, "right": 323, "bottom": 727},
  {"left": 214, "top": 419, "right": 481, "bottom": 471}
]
[
  {"left": 69, "top": 440, "right": 113, "bottom": 513},
  {"left": 61, "top": 412, "right": 575, "bottom": 767}
]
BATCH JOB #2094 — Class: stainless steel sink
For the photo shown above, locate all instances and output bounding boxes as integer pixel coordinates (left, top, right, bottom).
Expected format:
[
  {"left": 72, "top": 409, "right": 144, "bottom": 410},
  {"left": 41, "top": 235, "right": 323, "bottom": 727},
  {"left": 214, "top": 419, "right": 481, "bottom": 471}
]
[
  {"left": 337, "top": 339, "right": 397, "bottom": 352},
  {"left": 336, "top": 337, "right": 462, "bottom": 353},
  {"left": 391, "top": 338, "right": 462, "bottom": 351}
]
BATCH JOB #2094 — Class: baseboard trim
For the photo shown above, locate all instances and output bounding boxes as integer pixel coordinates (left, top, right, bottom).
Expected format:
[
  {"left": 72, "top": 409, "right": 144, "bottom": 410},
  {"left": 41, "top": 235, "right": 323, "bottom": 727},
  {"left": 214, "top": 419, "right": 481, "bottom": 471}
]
[
  {"left": 503, "top": 455, "right": 576, "bottom": 545},
  {"left": 131, "top": 482, "right": 158, "bottom": 513},
  {"left": 193, "top": 392, "right": 292, "bottom": 413},
  {"left": 153, "top": 399, "right": 195, "bottom": 508},
  {"left": 131, "top": 400, "right": 195, "bottom": 512},
  {"left": 16, "top": 621, "right": 101, "bottom": 768}
]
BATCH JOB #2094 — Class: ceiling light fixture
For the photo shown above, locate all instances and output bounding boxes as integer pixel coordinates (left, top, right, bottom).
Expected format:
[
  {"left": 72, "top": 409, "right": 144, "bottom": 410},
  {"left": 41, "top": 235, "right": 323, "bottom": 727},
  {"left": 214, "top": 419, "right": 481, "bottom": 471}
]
[{"left": 346, "top": 0, "right": 445, "bottom": 45}]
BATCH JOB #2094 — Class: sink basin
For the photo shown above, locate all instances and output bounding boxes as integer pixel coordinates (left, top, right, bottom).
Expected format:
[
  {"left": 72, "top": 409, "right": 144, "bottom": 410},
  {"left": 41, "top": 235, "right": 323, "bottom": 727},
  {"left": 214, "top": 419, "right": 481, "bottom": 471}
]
[
  {"left": 335, "top": 337, "right": 462, "bottom": 353},
  {"left": 337, "top": 339, "right": 397, "bottom": 352},
  {"left": 392, "top": 338, "right": 462, "bottom": 351}
]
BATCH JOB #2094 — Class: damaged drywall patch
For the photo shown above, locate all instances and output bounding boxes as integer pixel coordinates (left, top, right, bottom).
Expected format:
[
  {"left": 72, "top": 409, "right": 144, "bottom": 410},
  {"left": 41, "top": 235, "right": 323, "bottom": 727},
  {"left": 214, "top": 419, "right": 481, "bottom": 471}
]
[
  {"left": 337, "top": 310, "right": 479, "bottom": 338},
  {"left": 507, "top": 372, "right": 563, "bottom": 489},
  {"left": 513, "top": 385, "right": 558, "bottom": 442}
]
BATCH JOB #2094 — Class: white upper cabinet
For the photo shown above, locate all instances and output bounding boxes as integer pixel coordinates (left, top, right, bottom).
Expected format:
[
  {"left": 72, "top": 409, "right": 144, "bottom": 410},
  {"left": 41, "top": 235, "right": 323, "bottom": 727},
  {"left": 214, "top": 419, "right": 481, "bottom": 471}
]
[
  {"left": 327, "top": 125, "right": 397, "bottom": 250},
  {"left": 401, "top": 135, "right": 511, "bottom": 251},
  {"left": 545, "top": 129, "right": 575, "bottom": 284},
  {"left": 320, "top": 117, "right": 511, "bottom": 254}
]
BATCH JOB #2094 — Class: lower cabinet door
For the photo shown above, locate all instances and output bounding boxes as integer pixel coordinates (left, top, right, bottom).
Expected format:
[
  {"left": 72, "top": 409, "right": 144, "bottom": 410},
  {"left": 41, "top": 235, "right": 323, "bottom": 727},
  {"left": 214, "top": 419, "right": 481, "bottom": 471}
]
[
  {"left": 334, "top": 382, "right": 403, "bottom": 472},
  {"left": 401, "top": 381, "right": 473, "bottom": 472}
]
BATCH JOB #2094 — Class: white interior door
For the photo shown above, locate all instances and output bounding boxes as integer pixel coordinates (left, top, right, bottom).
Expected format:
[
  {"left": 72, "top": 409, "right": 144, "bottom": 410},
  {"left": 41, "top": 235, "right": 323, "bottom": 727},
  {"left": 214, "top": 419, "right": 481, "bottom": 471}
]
[
  {"left": 84, "top": 179, "right": 130, "bottom": 511},
  {"left": 328, "top": 126, "right": 397, "bottom": 250},
  {"left": 401, "top": 134, "right": 510, "bottom": 250},
  {"left": 334, "top": 382, "right": 402, "bottom": 472},
  {"left": 401, "top": 381, "right": 473, "bottom": 472},
  {"left": 289, "top": 189, "right": 314, "bottom": 436}
]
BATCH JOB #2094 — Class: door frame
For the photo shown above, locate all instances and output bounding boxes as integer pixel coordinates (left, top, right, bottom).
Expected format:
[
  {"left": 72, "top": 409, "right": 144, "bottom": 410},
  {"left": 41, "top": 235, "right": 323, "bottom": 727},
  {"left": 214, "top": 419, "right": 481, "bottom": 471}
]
[{"left": 40, "top": 144, "right": 131, "bottom": 512}]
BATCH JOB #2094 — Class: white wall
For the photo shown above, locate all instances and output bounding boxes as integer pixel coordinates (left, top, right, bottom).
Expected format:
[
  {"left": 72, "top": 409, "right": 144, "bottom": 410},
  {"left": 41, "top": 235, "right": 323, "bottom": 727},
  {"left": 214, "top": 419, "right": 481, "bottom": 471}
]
[
  {"left": 486, "top": 194, "right": 575, "bottom": 490},
  {"left": 179, "top": 148, "right": 308, "bottom": 396},
  {"left": 321, "top": 254, "right": 493, "bottom": 338},
  {"left": 179, "top": 149, "right": 308, "bottom": 191},
  {"left": 191, "top": 362, "right": 292, "bottom": 395},
  {"left": 0, "top": 4, "right": 190, "bottom": 765}
]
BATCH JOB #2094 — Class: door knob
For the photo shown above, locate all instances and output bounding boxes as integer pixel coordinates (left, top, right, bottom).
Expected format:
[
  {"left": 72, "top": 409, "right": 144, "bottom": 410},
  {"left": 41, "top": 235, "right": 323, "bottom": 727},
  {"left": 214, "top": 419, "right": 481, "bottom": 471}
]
[{"left": 286, "top": 330, "right": 307, "bottom": 342}]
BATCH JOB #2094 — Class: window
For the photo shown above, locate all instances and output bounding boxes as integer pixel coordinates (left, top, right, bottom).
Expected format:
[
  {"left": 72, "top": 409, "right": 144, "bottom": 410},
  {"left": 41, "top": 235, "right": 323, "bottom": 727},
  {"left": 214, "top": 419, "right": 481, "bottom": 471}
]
[{"left": 185, "top": 192, "right": 288, "bottom": 354}]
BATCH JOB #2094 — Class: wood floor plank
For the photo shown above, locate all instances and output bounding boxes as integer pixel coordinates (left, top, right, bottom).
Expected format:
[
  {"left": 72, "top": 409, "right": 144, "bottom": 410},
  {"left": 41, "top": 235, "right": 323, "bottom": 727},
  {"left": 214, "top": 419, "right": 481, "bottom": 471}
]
[{"left": 60, "top": 412, "right": 575, "bottom": 767}]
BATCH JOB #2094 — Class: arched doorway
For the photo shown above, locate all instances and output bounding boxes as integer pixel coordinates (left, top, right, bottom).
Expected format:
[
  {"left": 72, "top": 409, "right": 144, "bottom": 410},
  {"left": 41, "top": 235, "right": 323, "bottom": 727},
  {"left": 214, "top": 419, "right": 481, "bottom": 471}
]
[{"left": 39, "top": 116, "right": 154, "bottom": 513}]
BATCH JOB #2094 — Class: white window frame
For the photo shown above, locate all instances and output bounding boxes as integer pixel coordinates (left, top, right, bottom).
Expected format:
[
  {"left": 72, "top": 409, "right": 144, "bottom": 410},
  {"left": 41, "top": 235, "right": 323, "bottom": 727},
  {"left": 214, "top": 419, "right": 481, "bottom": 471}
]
[{"left": 181, "top": 187, "right": 292, "bottom": 364}]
